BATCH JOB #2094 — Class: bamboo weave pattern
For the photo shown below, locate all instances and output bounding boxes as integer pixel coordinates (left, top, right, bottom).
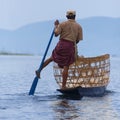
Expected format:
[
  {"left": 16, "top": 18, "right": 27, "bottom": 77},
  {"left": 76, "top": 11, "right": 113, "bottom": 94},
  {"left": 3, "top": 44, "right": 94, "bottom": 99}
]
[{"left": 53, "top": 54, "right": 110, "bottom": 89}]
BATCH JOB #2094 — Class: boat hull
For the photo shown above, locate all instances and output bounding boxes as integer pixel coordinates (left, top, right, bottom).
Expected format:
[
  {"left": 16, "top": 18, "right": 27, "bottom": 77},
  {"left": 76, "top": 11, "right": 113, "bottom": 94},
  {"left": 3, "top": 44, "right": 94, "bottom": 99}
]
[{"left": 57, "top": 85, "right": 107, "bottom": 97}]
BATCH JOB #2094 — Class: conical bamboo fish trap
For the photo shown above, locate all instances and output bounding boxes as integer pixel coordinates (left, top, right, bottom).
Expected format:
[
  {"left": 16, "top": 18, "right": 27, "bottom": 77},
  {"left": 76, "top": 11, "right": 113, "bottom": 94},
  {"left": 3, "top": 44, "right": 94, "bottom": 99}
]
[{"left": 53, "top": 54, "right": 110, "bottom": 89}]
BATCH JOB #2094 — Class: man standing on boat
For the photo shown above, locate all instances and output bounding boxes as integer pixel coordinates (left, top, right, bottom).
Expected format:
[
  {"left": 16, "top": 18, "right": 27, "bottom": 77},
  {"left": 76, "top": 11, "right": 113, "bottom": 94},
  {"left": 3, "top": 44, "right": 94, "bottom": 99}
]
[{"left": 36, "top": 10, "right": 83, "bottom": 89}]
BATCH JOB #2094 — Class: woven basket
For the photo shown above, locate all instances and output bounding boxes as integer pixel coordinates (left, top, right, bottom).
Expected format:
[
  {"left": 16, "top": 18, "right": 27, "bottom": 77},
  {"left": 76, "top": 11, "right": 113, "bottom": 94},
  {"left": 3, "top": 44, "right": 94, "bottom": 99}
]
[{"left": 53, "top": 54, "right": 110, "bottom": 89}]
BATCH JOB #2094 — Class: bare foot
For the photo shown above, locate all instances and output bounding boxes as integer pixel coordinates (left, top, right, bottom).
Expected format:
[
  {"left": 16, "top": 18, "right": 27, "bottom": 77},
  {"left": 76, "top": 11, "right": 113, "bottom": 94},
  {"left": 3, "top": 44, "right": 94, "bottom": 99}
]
[
  {"left": 61, "top": 86, "right": 67, "bottom": 90},
  {"left": 35, "top": 70, "right": 40, "bottom": 78}
]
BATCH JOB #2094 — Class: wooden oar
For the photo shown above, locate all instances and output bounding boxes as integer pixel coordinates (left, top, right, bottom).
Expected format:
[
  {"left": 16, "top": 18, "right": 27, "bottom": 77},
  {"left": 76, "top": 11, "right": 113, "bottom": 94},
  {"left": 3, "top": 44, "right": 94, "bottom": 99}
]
[{"left": 29, "top": 29, "right": 54, "bottom": 95}]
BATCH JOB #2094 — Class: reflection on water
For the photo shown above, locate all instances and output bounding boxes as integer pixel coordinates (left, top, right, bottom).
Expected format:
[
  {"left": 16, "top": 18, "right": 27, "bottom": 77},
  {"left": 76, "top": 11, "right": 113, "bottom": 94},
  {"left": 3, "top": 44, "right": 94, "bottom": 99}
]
[
  {"left": 52, "top": 92, "right": 120, "bottom": 120},
  {"left": 0, "top": 90, "right": 120, "bottom": 120},
  {"left": 53, "top": 100, "right": 79, "bottom": 120},
  {"left": 57, "top": 94, "right": 83, "bottom": 100}
]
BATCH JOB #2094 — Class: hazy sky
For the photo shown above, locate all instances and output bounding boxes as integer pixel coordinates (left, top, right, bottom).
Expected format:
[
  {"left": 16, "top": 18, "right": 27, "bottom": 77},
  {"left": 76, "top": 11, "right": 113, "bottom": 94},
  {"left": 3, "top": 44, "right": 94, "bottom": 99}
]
[{"left": 0, "top": 0, "right": 120, "bottom": 30}]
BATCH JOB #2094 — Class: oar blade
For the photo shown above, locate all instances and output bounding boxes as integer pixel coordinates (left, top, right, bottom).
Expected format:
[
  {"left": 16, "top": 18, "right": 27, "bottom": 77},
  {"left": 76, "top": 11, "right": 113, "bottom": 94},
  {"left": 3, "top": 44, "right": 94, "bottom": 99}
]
[{"left": 29, "top": 76, "right": 39, "bottom": 95}]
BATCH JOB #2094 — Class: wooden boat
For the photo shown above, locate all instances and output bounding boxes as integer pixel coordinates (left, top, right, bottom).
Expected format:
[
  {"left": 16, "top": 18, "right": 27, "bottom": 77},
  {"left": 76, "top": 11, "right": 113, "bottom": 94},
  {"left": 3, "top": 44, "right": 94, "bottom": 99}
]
[{"left": 53, "top": 54, "right": 110, "bottom": 97}]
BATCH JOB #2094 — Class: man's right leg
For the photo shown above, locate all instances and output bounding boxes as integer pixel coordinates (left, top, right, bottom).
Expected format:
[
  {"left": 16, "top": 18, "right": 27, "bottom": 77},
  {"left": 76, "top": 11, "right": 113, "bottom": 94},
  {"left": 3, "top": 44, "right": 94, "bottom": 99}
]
[{"left": 35, "top": 57, "right": 53, "bottom": 78}]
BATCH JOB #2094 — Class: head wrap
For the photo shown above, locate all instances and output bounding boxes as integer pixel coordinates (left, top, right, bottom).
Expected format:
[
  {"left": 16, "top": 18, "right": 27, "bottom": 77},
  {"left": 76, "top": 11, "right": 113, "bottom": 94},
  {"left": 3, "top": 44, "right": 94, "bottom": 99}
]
[{"left": 66, "top": 10, "right": 76, "bottom": 16}]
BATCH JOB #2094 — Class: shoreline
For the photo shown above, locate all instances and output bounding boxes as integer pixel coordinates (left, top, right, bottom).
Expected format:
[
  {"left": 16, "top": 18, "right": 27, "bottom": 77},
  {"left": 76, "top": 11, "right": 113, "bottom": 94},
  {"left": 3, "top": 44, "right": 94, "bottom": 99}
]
[{"left": 0, "top": 52, "right": 33, "bottom": 56}]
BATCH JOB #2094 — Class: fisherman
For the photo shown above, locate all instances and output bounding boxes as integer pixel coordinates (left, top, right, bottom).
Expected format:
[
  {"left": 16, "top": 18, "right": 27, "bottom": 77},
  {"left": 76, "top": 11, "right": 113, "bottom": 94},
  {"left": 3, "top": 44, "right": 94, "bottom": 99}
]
[{"left": 36, "top": 10, "right": 83, "bottom": 89}]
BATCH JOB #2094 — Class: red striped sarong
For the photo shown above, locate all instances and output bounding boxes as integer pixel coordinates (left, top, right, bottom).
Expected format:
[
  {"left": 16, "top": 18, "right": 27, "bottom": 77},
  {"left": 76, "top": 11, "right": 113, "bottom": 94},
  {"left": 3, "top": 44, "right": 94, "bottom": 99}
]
[{"left": 52, "top": 39, "right": 75, "bottom": 68}]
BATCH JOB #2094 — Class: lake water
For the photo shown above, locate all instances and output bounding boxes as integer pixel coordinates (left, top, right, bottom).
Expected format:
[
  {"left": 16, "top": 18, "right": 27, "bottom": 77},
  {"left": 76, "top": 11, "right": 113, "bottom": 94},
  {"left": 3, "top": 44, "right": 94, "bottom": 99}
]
[{"left": 0, "top": 55, "right": 120, "bottom": 120}]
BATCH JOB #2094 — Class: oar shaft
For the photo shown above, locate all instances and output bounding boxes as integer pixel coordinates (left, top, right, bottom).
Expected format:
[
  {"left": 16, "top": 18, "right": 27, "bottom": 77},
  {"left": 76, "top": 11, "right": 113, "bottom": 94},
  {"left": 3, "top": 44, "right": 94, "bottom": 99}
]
[
  {"left": 29, "top": 29, "right": 54, "bottom": 95},
  {"left": 38, "top": 30, "right": 54, "bottom": 72}
]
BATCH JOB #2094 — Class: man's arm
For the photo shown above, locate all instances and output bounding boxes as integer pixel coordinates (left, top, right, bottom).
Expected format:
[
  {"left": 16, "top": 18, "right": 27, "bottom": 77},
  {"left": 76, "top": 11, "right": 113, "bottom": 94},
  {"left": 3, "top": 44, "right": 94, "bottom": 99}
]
[
  {"left": 76, "top": 26, "right": 83, "bottom": 43},
  {"left": 54, "top": 20, "right": 60, "bottom": 37}
]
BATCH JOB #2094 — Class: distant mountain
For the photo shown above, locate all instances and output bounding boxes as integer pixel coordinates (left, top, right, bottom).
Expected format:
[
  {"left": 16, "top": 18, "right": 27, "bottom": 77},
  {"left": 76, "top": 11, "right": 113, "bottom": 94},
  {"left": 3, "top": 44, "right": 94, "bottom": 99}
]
[
  {"left": 78, "top": 17, "right": 120, "bottom": 56},
  {"left": 0, "top": 17, "right": 120, "bottom": 57}
]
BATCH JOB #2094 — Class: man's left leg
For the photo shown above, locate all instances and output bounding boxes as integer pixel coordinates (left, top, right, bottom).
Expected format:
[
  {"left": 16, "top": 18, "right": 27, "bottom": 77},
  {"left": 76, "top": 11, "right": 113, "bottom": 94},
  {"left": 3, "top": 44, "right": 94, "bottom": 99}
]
[{"left": 62, "top": 66, "right": 69, "bottom": 89}]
